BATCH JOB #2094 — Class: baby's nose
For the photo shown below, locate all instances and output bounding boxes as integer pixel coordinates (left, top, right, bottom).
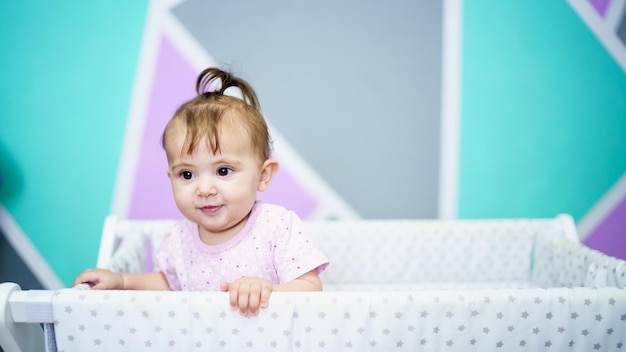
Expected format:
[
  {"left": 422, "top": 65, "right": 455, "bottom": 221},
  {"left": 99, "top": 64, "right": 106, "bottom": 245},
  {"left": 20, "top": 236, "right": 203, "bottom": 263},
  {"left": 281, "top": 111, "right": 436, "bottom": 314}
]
[{"left": 197, "top": 177, "right": 217, "bottom": 196}]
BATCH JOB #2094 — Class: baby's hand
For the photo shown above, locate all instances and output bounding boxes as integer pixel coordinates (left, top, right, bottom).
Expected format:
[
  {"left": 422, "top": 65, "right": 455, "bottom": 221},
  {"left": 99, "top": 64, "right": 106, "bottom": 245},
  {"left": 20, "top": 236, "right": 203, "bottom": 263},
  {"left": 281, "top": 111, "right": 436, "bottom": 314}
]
[
  {"left": 72, "top": 268, "right": 124, "bottom": 290},
  {"left": 220, "top": 277, "right": 273, "bottom": 316}
]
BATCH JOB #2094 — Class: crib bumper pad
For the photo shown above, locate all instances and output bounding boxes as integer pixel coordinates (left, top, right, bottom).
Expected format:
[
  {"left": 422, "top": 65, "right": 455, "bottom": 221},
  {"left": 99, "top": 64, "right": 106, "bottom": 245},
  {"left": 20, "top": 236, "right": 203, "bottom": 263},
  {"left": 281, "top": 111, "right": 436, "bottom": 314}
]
[
  {"left": 5, "top": 214, "right": 623, "bottom": 351},
  {"left": 46, "top": 287, "right": 626, "bottom": 351}
]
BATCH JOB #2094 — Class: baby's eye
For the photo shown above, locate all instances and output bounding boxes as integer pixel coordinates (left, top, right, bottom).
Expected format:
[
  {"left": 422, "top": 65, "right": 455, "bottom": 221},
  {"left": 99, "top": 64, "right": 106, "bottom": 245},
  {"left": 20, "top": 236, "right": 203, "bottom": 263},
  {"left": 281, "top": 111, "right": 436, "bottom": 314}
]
[
  {"left": 217, "top": 167, "right": 232, "bottom": 177},
  {"left": 180, "top": 171, "right": 194, "bottom": 180}
]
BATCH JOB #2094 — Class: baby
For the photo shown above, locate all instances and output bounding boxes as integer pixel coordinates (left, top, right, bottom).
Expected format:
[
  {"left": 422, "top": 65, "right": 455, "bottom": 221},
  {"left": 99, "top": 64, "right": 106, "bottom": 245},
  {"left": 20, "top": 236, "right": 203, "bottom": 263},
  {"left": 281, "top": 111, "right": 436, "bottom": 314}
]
[{"left": 74, "top": 67, "right": 329, "bottom": 316}]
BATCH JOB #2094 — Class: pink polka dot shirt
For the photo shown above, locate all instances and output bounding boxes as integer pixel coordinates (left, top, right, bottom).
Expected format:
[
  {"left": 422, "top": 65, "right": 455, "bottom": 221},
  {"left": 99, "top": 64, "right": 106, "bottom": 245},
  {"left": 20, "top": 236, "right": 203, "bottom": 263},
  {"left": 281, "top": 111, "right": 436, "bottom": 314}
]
[{"left": 155, "top": 203, "right": 329, "bottom": 291}]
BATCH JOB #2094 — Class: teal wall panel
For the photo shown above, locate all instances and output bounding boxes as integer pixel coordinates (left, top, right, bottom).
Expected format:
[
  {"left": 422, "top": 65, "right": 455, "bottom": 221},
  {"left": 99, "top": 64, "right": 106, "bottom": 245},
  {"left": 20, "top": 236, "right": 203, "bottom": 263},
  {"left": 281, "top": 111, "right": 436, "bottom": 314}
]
[
  {"left": 460, "top": 1, "right": 626, "bottom": 220},
  {"left": 0, "top": 2, "right": 148, "bottom": 286}
]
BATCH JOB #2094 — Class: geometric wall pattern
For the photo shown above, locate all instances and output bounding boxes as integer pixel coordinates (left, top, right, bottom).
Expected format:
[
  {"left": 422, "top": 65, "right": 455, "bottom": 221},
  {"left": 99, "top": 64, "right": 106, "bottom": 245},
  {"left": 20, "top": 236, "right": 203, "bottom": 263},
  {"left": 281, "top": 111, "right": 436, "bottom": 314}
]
[
  {"left": 579, "top": 173, "right": 626, "bottom": 260},
  {"left": 569, "top": 0, "right": 626, "bottom": 72},
  {"left": 568, "top": 0, "right": 626, "bottom": 259},
  {"left": 112, "top": 0, "right": 451, "bottom": 221},
  {"left": 2, "top": 1, "right": 625, "bottom": 289}
]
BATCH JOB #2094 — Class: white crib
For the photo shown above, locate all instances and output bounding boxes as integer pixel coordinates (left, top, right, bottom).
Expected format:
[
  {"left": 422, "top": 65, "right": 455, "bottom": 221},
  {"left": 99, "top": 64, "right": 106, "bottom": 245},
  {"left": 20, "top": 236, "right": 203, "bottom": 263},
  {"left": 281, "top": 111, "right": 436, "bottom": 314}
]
[{"left": 2, "top": 214, "right": 625, "bottom": 351}]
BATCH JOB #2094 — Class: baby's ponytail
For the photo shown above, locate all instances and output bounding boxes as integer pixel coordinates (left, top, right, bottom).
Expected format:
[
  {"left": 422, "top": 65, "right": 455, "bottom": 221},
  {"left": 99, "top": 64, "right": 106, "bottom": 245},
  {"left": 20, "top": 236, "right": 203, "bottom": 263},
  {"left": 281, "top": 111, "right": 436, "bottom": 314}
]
[
  {"left": 163, "top": 67, "right": 271, "bottom": 161},
  {"left": 195, "top": 67, "right": 260, "bottom": 111}
]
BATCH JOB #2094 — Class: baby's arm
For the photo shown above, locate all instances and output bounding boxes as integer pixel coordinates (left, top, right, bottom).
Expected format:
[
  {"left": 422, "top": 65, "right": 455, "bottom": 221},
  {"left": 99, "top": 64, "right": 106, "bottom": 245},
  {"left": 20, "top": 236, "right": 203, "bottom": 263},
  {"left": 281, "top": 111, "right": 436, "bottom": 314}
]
[
  {"left": 73, "top": 268, "right": 170, "bottom": 290},
  {"left": 273, "top": 269, "right": 322, "bottom": 292},
  {"left": 221, "top": 269, "right": 322, "bottom": 316}
]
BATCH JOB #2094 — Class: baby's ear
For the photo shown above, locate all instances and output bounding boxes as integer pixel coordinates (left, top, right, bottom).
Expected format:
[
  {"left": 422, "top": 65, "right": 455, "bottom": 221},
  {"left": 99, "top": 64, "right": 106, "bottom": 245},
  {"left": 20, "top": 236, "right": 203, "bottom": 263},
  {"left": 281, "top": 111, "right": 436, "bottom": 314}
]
[{"left": 258, "top": 159, "right": 279, "bottom": 192}]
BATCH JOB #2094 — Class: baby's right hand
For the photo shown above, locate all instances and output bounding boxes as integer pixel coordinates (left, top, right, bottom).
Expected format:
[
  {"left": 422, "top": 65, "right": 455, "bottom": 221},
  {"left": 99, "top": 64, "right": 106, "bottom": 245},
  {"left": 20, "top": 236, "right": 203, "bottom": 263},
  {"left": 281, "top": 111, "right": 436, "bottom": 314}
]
[{"left": 72, "top": 268, "right": 124, "bottom": 290}]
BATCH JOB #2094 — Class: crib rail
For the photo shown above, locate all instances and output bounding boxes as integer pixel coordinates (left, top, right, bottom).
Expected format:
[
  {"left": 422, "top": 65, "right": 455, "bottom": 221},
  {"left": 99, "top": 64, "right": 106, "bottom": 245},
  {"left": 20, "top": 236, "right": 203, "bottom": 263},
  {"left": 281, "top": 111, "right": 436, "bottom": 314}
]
[
  {"left": 0, "top": 283, "right": 47, "bottom": 352},
  {"left": 5, "top": 289, "right": 54, "bottom": 323},
  {"left": 2, "top": 282, "right": 626, "bottom": 352}
]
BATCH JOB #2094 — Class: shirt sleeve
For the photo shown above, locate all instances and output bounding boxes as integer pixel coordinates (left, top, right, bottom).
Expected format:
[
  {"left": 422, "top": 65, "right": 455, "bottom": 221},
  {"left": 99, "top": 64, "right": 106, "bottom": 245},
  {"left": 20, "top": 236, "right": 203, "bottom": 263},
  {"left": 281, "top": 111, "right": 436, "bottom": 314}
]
[
  {"left": 154, "top": 228, "right": 182, "bottom": 291},
  {"left": 272, "top": 209, "right": 330, "bottom": 283}
]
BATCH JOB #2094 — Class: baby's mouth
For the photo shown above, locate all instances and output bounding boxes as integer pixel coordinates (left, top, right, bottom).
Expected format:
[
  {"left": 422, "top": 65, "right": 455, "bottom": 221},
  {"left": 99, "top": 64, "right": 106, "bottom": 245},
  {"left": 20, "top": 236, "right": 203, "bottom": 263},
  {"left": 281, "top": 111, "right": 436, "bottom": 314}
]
[{"left": 200, "top": 205, "right": 222, "bottom": 214}]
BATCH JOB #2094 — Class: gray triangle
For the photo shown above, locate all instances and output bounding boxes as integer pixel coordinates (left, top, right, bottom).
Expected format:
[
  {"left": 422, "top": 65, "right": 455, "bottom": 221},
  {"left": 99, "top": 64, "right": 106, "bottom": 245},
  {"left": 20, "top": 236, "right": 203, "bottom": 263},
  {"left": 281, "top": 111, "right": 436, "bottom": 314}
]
[{"left": 171, "top": 1, "right": 443, "bottom": 218}]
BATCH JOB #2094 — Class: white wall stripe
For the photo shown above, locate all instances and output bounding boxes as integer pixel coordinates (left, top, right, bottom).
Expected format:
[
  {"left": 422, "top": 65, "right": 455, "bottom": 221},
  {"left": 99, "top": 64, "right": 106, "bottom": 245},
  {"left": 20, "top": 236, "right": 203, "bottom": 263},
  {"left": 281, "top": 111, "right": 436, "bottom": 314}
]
[
  {"left": 111, "top": 0, "right": 164, "bottom": 218},
  {"left": 577, "top": 171, "right": 626, "bottom": 240},
  {"left": 438, "top": 0, "right": 462, "bottom": 219},
  {"left": 0, "top": 205, "right": 63, "bottom": 289},
  {"left": 568, "top": 0, "right": 626, "bottom": 73}
]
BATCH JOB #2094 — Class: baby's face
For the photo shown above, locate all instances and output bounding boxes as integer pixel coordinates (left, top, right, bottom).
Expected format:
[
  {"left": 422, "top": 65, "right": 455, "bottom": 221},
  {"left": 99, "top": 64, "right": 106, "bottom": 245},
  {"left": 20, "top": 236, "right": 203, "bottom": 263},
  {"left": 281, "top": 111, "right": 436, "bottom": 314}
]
[{"left": 165, "top": 125, "right": 265, "bottom": 244}]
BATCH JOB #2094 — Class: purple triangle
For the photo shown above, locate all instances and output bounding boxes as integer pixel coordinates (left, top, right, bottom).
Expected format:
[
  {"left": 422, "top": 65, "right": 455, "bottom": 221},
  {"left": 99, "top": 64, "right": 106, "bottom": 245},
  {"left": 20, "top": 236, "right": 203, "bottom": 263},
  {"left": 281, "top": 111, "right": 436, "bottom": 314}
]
[
  {"left": 583, "top": 195, "right": 626, "bottom": 260},
  {"left": 588, "top": 0, "right": 610, "bottom": 17}
]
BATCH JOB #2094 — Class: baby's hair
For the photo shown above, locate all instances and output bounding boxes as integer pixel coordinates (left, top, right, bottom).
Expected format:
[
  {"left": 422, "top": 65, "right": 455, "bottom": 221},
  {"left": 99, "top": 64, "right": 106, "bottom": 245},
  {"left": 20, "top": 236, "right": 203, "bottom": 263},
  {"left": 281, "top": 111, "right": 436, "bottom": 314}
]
[
  {"left": 196, "top": 68, "right": 260, "bottom": 109},
  {"left": 162, "top": 67, "right": 272, "bottom": 162}
]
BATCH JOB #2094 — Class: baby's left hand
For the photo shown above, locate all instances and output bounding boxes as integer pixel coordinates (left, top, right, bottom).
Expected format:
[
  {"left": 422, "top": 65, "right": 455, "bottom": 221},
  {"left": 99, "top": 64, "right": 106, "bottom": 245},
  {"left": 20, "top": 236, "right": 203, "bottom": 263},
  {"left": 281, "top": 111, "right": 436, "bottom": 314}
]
[{"left": 220, "top": 277, "right": 273, "bottom": 316}]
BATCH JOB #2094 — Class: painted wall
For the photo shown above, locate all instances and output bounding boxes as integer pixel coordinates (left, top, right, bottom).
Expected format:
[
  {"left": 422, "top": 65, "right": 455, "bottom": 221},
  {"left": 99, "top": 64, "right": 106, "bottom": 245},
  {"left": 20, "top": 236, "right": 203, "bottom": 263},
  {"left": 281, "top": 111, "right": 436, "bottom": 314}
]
[
  {"left": 171, "top": 1, "right": 444, "bottom": 220},
  {"left": 0, "top": 2, "right": 149, "bottom": 287},
  {"left": 460, "top": 2, "right": 626, "bottom": 222},
  {"left": 115, "top": 1, "right": 444, "bottom": 224},
  {"left": 1, "top": 1, "right": 624, "bottom": 287},
  {"left": 460, "top": 1, "right": 626, "bottom": 262}
]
